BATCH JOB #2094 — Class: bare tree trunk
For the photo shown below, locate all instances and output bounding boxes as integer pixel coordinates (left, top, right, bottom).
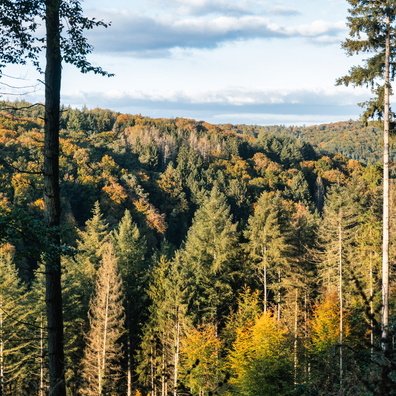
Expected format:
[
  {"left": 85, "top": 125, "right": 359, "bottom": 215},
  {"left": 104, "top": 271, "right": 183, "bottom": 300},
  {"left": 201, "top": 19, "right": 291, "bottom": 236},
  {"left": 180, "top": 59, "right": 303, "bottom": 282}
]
[
  {"left": 127, "top": 314, "right": 132, "bottom": 396},
  {"left": 40, "top": 314, "right": 46, "bottom": 396},
  {"left": 277, "top": 270, "right": 281, "bottom": 321},
  {"left": 174, "top": 306, "right": 180, "bottom": 396},
  {"left": 338, "top": 216, "right": 343, "bottom": 391},
  {"left": 369, "top": 253, "right": 374, "bottom": 356},
  {"left": 382, "top": 15, "right": 390, "bottom": 353},
  {"left": 0, "top": 303, "right": 3, "bottom": 396},
  {"left": 44, "top": 1, "right": 66, "bottom": 395},
  {"left": 293, "top": 290, "right": 298, "bottom": 388}
]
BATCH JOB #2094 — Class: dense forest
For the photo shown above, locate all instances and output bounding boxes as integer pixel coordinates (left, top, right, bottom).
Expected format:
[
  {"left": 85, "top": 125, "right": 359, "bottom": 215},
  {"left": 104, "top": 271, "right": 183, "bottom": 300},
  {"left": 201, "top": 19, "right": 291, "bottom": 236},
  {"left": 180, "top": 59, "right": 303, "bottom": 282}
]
[
  {"left": 0, "top": 100, "right": 395, "bottom": 395},
  {"left": 223, "top": 121, "right": 386, "bottom": 164}
]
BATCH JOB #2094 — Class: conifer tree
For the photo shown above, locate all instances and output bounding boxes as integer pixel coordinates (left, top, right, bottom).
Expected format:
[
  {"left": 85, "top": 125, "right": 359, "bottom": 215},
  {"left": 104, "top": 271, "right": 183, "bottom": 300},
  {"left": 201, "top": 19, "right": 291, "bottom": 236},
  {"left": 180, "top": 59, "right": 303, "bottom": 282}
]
[
  {"left": 182, "top": 185, "right": 238, "bottom": 323},
  {"left": 0, "top": 250, "right": 34, "bottom": 395},
  {"left": 81, "top": 242, "right": 125, "bottom": 396},
  {"left": 113, "top": 209, "right": 147, "bottom": 396},
  {"left": 336, "top": 0, "right": 396, "bottom": 353},
  {"left": 317, "top": 184, "right": 360, "bottom": 389},
  {"left": 69, "top": 202, "right": 110, "bottom": 311},
  {"left": 244, "top": 191, "right": 289, "bottom": 313},
  {"left": 137, "top": 254, "right": 189, "bottom": 396}
]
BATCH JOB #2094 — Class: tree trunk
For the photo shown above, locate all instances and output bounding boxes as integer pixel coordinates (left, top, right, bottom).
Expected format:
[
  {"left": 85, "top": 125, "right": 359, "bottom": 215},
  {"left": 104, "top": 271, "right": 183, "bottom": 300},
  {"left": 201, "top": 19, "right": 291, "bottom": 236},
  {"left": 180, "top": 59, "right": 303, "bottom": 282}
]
[
  {"left": 0, "top": 303, "right": 4, "bottom": 396},
  {"left": 44, "top": 1, "right": 66, "bottom": 395},
  {"left": 338, "top": 214, "right": 343, "bottom": 390},
  {"left": 174, "top": 306, "right": 180, "bottom": 396},
  {"left": 293, "top": 290, "right": 298, "bottom": 388},
  {"left": 382, "top": 15, "right": 390, "bottom": 353}
]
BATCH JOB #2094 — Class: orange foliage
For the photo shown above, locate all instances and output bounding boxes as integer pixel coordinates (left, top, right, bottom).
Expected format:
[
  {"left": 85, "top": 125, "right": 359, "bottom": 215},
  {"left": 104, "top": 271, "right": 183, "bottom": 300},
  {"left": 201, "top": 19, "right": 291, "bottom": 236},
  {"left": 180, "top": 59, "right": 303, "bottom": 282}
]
[{"left": 102, "top": 182, "right": 128, "bottom": 205}]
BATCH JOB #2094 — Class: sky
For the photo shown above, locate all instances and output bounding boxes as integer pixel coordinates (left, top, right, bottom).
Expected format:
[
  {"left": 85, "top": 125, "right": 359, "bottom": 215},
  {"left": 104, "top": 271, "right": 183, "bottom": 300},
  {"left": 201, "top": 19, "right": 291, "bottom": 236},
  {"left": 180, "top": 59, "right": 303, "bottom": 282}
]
[{"left": 1, "top": 0, "right": 373, "bottom": 126}]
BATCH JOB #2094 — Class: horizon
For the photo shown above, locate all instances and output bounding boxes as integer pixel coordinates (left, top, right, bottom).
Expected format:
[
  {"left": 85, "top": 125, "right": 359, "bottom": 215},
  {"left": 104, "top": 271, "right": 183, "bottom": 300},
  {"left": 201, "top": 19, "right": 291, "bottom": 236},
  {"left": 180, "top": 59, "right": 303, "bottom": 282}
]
[{"left": 0, "top": 0, "right": 379, "bottom": 126}]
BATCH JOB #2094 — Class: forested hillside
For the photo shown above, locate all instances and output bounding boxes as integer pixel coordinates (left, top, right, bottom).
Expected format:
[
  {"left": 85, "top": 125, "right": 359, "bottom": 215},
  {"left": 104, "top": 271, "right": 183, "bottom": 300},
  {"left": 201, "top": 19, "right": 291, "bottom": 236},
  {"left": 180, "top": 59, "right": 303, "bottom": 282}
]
[
  {"left": 0, "top": 100, "right": 394, "bottom": 395},
  {"left": 227, "top": 121, "right": 386, "bottom": 163}
]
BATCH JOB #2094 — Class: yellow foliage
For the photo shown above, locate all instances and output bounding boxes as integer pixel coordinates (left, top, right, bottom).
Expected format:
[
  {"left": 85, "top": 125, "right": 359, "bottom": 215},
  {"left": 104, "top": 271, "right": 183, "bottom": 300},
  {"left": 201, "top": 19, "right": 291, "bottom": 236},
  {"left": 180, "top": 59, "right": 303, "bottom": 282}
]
[
  {"left": 322, "top": 169, "right": 346, "bottom": 184},
  {"left": 61, "top": 139, "right": 79, "bottom": 157},
  {"left": 310, "top": 291, "right": 351, "bottom": 352},
  {"left": 29, "top": 198, "right": 44, "bottom": 211},
  {"left": 180, "top": 323, "right": 222, "bottom": 394},
  {"left": 102, "top": 183, "right": 128, "bottom": 205}
]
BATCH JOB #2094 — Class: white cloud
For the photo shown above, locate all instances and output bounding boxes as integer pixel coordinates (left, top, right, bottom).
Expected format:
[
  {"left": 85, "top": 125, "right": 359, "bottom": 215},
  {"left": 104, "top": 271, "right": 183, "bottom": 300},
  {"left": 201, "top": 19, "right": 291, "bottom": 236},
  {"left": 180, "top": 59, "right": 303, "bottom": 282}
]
[{"left": 86, "top": 10, "right": 346, "bottom": 57}]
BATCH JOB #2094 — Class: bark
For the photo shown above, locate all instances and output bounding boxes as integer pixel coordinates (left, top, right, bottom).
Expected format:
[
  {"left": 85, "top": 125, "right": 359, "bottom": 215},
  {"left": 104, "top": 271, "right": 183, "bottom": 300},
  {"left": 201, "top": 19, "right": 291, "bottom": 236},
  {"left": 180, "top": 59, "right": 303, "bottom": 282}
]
[
  {"left": 381, "top": 15, "right": 390, "bottom": 353},
  {"left": 44, "top": 0, "right": 66, "bottom": 395}
]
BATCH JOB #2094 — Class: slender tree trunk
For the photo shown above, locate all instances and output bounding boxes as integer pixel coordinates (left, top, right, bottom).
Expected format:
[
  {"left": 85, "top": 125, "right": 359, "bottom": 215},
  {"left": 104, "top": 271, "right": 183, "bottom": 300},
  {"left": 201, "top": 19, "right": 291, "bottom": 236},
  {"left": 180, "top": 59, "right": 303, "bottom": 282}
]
[
  {"left": 100, "top": 279, "right": 111, "bottom": 394},
  {"left": 369, "top": 253, "right": 374, "bottom": 356},
  {"left": 277, "top": 270, "right": 281, "bottom": 321},
  {"left": 338, "top": 216, "right": 343, "bottom": 391},
  {"left": 174, "top": 306, "right": 180, "bottom": 396},
  {"left": 0, "top": 303, "right": 3, "bottom": 396},
  {"left": 293, "top": 289, "right": 298, "bottom": 388},
  {"left": 40, "top": 314, "right": 46, "bottom": 396},
  {"left": 382, "top": 15, "right": 390, "bottom": 353},
  {"left": 44, "top": 1, "right": 66, "bottom": 395},
  {"left": 127, "top": 303, "right": 132, "bottom": 396}
]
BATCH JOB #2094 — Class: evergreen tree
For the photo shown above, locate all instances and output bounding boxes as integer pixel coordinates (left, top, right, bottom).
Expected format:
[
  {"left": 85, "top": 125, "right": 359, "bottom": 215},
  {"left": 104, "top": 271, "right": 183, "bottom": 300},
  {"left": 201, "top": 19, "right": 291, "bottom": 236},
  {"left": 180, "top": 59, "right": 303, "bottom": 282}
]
[
  {"left": 113, "top": 209, "right": 147, "bottom": 396},
  {"left": 182, "top": 185, "right": 239, "bottom": 323},
  {"left": 316, "top": 184, "right": 360, "bottom": 390},
  {"left": 81, "top": 242, "right": 125, "bottom": 396},
  {"left": 336, "top": 0, "right": 396, "bottom": 355},
  {"left": 137, "top": 254, "right": 189, "bottom": 396},
  {"left": 0, "top": 250, "right": 34, "bottom": 395},
  {"left": 244, "top": 191, "right": 289, "bottom": 313}
]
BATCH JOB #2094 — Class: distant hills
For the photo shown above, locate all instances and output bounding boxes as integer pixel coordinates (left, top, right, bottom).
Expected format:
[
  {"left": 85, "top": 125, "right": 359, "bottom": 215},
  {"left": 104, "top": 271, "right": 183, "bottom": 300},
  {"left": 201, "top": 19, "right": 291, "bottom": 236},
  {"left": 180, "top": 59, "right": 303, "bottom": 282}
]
[{"left": 224, "top": 121, "right": 384, "bottom": 163}]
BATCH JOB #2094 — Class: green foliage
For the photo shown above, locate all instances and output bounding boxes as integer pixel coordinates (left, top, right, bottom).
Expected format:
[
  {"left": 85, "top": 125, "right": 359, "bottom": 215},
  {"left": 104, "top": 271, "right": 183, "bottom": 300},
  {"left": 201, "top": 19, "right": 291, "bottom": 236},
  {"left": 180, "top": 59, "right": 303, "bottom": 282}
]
[{"left": 0, "top": 100, "right": 395, "bottom": 394}]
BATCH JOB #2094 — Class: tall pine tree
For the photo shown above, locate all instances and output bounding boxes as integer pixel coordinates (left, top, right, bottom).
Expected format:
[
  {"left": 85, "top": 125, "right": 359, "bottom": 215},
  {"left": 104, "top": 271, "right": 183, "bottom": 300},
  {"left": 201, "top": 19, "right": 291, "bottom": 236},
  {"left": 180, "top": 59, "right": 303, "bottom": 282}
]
[
  {"left": 81, "top": 242, "right": 125, "bottom": 396},
  {"left": 336, "top": 0, "right": 396, "bottom": 354}
]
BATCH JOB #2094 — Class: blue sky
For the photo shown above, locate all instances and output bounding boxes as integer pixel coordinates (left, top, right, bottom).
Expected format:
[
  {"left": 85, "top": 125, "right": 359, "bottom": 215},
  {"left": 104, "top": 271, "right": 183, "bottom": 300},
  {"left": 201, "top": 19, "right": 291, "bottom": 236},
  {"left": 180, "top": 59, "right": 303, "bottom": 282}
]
[{"left": 2, "top": 0, "right": 371, "bottom": 125}]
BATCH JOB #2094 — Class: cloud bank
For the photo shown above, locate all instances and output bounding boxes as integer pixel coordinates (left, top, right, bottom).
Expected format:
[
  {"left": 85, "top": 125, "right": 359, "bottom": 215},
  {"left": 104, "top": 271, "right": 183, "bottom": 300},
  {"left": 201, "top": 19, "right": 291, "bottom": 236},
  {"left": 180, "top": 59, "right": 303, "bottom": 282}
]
[
  {"left": 86, "top": 2, "right": 345, "bottom": 57},
  {"left": 58, "top": 86, "right": 366, "bottom": 125}
]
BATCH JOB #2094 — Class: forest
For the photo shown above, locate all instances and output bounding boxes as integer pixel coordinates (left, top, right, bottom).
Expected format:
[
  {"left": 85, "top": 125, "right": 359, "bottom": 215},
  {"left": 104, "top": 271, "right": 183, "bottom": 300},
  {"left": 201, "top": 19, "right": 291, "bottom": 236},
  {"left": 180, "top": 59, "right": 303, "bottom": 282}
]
[{"left": 0, "top": 100, "right": 394, "bottom": 395}]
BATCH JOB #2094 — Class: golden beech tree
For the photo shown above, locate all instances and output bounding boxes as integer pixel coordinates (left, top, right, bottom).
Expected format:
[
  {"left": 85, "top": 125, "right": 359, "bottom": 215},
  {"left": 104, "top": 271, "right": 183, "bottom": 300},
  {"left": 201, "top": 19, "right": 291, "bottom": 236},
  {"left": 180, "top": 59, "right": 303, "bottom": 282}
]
[
  {"left": 228, "top": 311, "right": 293, "bottom": 396},
  {"left": 180, "top": 323, "right": 223, "bottom": 396}
]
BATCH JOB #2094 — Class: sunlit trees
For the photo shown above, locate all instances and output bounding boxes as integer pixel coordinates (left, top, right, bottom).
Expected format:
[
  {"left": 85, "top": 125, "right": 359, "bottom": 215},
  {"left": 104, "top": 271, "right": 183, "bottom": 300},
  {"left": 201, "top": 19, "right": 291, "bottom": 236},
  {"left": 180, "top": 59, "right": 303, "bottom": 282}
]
[
  {"left": 0, "top": 1, "right": 112, "bottom": 393},
  {"left": 180, "top": 323, "right": 223, "bottom": 396},
  {"left": 81, "top": 243, "right": 125, "bottom": 395},
  {"left": 244, "top": 191, "right": 289, "bottom": 313},
  {"left": 337, "top": 0, "right": 396, "bottom": 356},
  {"left": 0, "top": 250, "right": 34, "bottom": 394},
  {"left": 138, "top": 255, "right": 188, "bottom": 396},
  {"left": 228, "top": 311, "right": 293, "bottom": 396},
  {"left": 182, "top": 185, "right": 238, "bottom": 324}
]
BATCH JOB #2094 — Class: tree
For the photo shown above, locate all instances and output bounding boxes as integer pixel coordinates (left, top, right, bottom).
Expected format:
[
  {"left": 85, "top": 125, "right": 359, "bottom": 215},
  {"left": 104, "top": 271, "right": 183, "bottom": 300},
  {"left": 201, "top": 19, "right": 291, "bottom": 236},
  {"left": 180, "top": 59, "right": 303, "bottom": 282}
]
[
  {"left": 228, "top": 311, "right": 293, "bottom": 396},
  {"left": 180, "top": 323, "right": 223, "bottom": 396},
  {"left": 81, "top": 242, "right": 125, "bottom": 396},
  {"left": 244, "top": 191, "right": 289, "bottom": 314},
  {"left": 336, "top": 0, "right": 396, "bottom": 354},
  {"left": 137, "top": 255, "right": 189, "bottom": 396},
  {"left": 0, "top": 249, "right": 35, "bottom": 395},
  {"left": 0, "top": 2, "right": 111, "bottom": 394},
  {"left": 316, "top": 184, "right": 360, "bottom": 389},
  {"left": 113, "top": 209, "right": 147, "bottom": 396},
  {"left": 181, "top": 185, "right": 238, "bottom": 323}
]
